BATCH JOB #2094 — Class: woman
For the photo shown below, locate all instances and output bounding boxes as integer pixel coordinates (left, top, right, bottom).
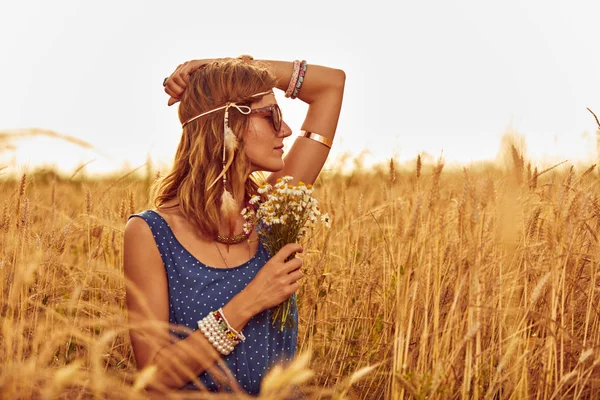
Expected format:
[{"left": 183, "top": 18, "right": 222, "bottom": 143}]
[{"left": 123, "top": 55, "right": 345, "bottom": 395}]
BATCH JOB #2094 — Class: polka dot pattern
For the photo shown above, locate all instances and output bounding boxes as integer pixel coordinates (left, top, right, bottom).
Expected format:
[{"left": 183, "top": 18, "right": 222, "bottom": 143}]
[{"left": 129, "top": 210, "right": 298, "bottom": 395}]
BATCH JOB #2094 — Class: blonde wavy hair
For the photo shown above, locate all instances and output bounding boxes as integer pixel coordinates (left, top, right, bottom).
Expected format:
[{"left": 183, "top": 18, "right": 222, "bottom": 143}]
[{"left": 149, "top": 59, "right": 278, "bottom": 240}]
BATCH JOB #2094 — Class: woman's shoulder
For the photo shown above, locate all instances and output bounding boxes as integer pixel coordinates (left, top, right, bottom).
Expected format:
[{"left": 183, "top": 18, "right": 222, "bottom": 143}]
[
  {"left": 127, "top": 199, "right": 179, "bottom": 224},
  {"left": 123, "top": 212, "right": 158, "bottom": 259},
  {"left": 125, "top": 205, "right": 177, "bottom": 240},
  {"left": 125, "top": 210, "right": 162, "bottom": 233},
  {"left": 153, "top": 200, "right": 184, "bottom": 225}
]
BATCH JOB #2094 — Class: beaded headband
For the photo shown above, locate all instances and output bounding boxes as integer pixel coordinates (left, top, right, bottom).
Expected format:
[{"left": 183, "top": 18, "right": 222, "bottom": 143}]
[{"left": 181, "top": 90, "right": 274, "bottom": 221}]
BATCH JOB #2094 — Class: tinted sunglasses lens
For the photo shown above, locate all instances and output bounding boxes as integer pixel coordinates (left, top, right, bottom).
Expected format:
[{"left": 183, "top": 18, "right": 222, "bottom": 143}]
[{"left": 273, "top": 105, "right": 282, "bottom": 131}]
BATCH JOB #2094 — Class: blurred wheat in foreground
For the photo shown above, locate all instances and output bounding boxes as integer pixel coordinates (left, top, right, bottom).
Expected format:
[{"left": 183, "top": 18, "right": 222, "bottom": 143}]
[{"left": 2, "top": 147, "right": 600, "bottom": 399}]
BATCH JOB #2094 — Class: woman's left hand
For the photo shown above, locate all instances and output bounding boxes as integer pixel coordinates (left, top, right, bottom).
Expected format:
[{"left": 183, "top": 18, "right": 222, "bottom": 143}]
[{"left": 163, "top": 58, "right": 232, "bottom": 106}]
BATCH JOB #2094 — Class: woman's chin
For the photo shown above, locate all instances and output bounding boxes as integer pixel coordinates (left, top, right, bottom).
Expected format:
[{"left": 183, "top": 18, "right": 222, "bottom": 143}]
[
  {"left": 251, "top": 160, "right": 285, "bottom": 174},
  {"left": 267, "top": 161, "right": 285, "bottom": 173}
]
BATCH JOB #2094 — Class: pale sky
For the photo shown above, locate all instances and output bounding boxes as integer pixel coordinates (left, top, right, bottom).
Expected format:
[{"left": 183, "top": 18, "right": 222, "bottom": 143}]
[{"left": 1, "top": 0, "right": 599, "bottom": 177}]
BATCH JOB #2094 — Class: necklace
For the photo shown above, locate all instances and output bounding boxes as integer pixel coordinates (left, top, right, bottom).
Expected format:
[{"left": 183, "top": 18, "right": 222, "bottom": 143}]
[
  {"left": 215, "top": 231, "right": 251, "bottom": 245},
  {"left": 214, "top": 242, "right": 230, "bottom": 268},
  {"left": 214, "top": 199, "right": 257, "bottom": 245},
  {"left": 214, "top": 241, "right": 251, "bottom": 269}
]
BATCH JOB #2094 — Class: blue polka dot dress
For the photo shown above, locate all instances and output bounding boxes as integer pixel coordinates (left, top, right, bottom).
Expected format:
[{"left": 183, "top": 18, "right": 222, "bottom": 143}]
[{"left": 128, "top": 210, "right": 298, "bottom": 395}]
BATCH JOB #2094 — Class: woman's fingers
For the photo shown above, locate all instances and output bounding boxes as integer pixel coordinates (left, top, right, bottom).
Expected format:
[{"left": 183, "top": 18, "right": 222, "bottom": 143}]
[
  {"left": 276, "top": 243, "right": 303, "bottom": 262},
  {"left": 283, "top": 256, "right": 302, "bottom": 274},
  {"left": 163, "top": 59, "right": 231, "bottom": 107},
  {"left": 164, "top": 79, "right": 184, "bottom": 97},
  {"left": 171, "top": 74, "right": 187, "bottom": 89},
  {"left": 164, "top": 78, "right": 185, "bottom": 106},
  {"left": 163, "top": 61, "right": 201, "bottom": 106},
  {"left": 289, "top": 281, "right": 300, "bottom": 294},
  {"left": 287, "top": 268, "right": 303, "bottom": 284}
]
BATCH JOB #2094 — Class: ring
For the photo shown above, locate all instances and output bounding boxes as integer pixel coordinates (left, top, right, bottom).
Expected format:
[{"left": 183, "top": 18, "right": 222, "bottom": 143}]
[{"left": 162, "top": 77, "right": 168, "bottom": 87}]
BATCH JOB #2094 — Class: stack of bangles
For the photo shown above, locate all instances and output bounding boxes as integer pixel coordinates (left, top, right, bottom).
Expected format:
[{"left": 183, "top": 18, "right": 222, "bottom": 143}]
[
  {"left": 285, "top": 60, "right": 307, "bottom": 100},
  {"left": 197, "top": 308, "right": 246, "bottom": 356},
  {"left": 285, "top": 59, "right": 333, "bottom": 150}
]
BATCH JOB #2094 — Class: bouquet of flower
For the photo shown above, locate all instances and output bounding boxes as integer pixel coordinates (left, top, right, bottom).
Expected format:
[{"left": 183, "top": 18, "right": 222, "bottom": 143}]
[{"left": 241, "top": 176, "right": 331, "bottom": 331}]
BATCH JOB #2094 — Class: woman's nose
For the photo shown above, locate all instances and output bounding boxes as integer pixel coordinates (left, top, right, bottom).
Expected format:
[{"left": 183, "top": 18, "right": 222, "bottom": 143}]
[{"left": 279, "top": 121, "right": 293, "bottom": 138}]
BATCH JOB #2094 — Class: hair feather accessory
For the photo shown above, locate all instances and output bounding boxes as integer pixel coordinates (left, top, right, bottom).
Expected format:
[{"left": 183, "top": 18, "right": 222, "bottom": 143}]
[
  {"left": 220, "top": 185, "right": 237, "bottom": 217},
  {"left": 224, "top": 126, "right": 238, "bottom": 152},
  {"left": 206, "top": 103, "right": 239, "bottom": 193},
  {"left": 214, "top": 103, "right": 237, "bottom": 219},
  {"left": 223, "top": 107, "right": 238, "bottom": 153}
]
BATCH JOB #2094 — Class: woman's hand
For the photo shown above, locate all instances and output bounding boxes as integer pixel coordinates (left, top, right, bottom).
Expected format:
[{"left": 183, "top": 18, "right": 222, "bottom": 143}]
[
  {"left": 244, "top": 243, "right": 304, "bottom": 314},
  {"left": 163, "top": 58, "right": 232, "bottom": 106}
]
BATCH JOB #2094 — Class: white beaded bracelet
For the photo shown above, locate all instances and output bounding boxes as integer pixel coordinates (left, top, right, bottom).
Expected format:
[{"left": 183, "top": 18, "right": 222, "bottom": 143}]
[{"left": 198, "top": 314, "right": 236, "bottom": 355}]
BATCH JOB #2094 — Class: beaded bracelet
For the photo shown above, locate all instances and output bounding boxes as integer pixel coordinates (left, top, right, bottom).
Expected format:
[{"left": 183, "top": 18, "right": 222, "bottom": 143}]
[
  {"left": 285, "top": 60, "right": 301, "bottom": 98},
  {"left": 197, "top": 310, "right": 245, "bottom": 355},
  {"left": 291, "top": 60, "right": 307, "bottom": 99},
  {"left": 198, "top": 316, "right": 234, "bottom": 355},
  {"left": 198, "top": 313, "right": 236, "bottom": 355},
  {"left": 216, "top": 308, "right": 246, "bottom": 342}
]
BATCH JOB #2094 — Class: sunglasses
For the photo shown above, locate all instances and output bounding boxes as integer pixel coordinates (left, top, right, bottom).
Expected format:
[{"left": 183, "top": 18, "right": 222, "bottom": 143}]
[{"left": 249, "top": 103, "right": 282, "bottom": 132}]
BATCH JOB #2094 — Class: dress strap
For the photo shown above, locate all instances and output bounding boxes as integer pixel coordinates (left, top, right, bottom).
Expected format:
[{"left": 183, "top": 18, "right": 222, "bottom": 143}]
[{"left": 128, "top": 210, "right": 174, "bottom": 253}]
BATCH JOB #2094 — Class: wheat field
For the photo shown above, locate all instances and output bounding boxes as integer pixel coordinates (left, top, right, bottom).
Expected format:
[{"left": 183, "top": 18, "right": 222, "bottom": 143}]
[{"left": 1, "top": 144, "right": 600, "bottom": 399}]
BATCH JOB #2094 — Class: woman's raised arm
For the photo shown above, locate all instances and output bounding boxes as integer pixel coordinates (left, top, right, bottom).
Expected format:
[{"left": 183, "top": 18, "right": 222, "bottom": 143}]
[
  {"left": 259, "top": 59, "right": 345, "bottom": 186},
  {"left": 162, "top": 57, "right": 346, "bottom": 185}
]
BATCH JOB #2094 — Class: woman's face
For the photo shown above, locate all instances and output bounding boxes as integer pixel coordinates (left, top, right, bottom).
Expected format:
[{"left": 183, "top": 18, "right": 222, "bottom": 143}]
[{"left": 242, "top": 93, "right": 292, "bottom": 173}]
